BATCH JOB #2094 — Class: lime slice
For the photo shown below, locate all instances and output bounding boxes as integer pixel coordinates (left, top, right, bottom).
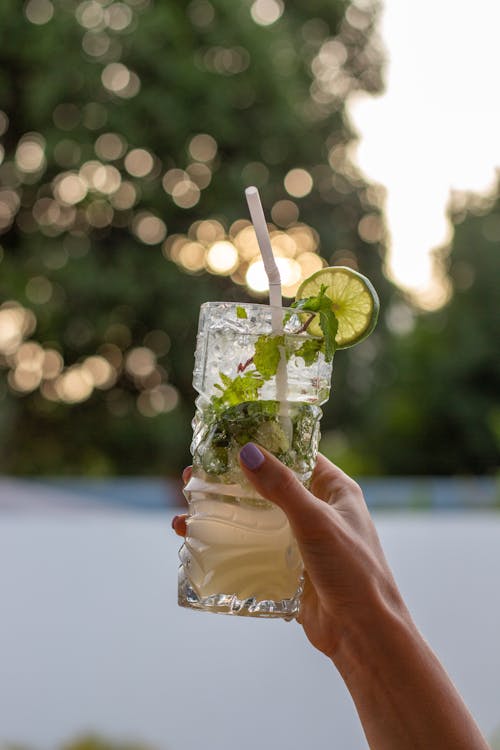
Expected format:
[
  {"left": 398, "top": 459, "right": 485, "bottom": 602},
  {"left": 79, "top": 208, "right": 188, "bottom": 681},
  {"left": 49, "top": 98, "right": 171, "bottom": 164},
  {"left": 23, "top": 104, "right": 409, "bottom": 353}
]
[{"left": 295, "top": 266, "right": 379, "bottom": 349}]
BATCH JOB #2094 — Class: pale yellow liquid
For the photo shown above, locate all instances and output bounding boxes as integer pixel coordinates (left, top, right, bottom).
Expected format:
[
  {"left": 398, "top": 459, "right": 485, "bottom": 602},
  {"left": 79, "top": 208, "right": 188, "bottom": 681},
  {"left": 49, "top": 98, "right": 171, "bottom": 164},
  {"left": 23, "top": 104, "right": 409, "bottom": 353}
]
[{"left": 180, "top": 489, "right": 303, "bottom": 610}]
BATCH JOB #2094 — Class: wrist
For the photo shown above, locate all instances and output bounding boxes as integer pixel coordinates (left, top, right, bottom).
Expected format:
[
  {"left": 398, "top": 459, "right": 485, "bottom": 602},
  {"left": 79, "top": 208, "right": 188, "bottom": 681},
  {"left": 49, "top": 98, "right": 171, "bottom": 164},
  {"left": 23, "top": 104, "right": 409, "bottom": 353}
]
[
  {"left": 331, "top": 584, "right": 415, "bottom": 684},
  {"left": 329, "top": 588, "right": 490, "bottom": 750}
]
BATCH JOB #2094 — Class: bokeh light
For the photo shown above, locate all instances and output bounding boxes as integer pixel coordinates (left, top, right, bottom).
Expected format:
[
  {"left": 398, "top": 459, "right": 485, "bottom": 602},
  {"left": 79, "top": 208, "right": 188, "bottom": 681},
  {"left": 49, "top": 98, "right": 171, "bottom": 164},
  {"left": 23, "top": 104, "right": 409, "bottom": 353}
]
[
  {"left": 101, "top": 63, "right": 141, "bottom": 98},
  {"left": 25, "top": 276, "right": 53, "bottom": 304},
  {"left": 95, "top": 133, "right": 127, "bottom": 161},
  {"left": 136, "top": 383, "right": 179, "bottom": 417},
  {"left": 83, "top": 355, "right": 116, "bottom": 388},
  {"left": 125, "top": 347, "right": 156, "bottom": 378},
  {"left": 132, "top": 212, "right": 167, "bottom": 245},
  {"left": 24, "top": 0, "right": 54, "bottom": 25},
  {"left": 188, "top": 0, "right": 215, "bottom": 28},
  {"left": 172, "top": 181, "right": 200, "bottom": 209},
  {"left": 177, "top": 241, "right": 206, "bottom": 272},
  {"left": 206, "top": 241, "right": 239, "bottom": 274},
  {"left": 284, "top": 168, "right": 313, "bottom": 198},
  {"left": 246, "top": 256, "right": 301, "bottom": 296},
  {"left": 162, "top": 215, "right": 324, "bottom": 295},
  {"left": 250, "top": 0, "right": 284, "bottom": 26},
  {"left": 0, "top": 189, "right": 20, "bottom": 232},
  {"left": 187, "top": 162, "right": 212, "bottom": 189},
  {"left": 124, "top": 148, "right": 154, "bottom": 178},
  {"left": 188, "top": 134, "right": 218, "bottom": 162},
  {"left": 271, "top": 199, "right": 299, "bottom": 227},
  {"left": 54, "top": 172, "right": 88, "bottom": 205},
  {"left": 55, "top": 366, "right": 94, "bottom": 404},
  {"left": 110, "top": 181, "right": 137, "bottom": 210},
  {"left": 15, "top": 134, "right": 46, "bottom": 174},
  {"left": 76, "top": 1, "right": 105, "bottom": 30},
  {"left": 105, "top": 2, "right": 134, "bottom": 31}
]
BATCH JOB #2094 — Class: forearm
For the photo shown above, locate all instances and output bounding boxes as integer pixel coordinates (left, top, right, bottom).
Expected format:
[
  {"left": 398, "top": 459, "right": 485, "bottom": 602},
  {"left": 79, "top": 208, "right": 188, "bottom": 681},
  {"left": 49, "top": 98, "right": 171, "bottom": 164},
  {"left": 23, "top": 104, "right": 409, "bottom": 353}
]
[{"left": 332, "top": 596, "right": 490, "bottom": 750}]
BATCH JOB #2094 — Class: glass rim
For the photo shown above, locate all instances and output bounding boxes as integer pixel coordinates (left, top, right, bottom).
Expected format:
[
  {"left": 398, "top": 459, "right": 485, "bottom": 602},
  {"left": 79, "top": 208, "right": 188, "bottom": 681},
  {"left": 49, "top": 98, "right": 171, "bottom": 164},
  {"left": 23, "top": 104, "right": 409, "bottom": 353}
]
[
  {"left": 199, "top": 300, "right": 322, "bottom": 340},
  {"left": 201, "top": 300, "right": 297, "bottom": 314}
]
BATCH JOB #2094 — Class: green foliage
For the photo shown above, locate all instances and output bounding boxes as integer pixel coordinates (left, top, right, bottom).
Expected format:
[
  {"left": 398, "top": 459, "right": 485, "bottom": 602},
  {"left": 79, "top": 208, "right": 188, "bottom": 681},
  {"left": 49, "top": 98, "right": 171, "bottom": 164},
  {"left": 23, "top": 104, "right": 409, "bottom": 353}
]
[
  {"left": 0, "top": 2, "right": 497, "bottom": 477},
  {"left": 338, "top": 180, "right": 500, "bottom": 475},
  {"left": 0, "top": 0, "right": 390, "bottom": 475},
  {"left": 62, "top": 735, "right": 154, "bottom": 750},
  {"left": 2, "top": 734, "right": 157, "bottom": 750}
]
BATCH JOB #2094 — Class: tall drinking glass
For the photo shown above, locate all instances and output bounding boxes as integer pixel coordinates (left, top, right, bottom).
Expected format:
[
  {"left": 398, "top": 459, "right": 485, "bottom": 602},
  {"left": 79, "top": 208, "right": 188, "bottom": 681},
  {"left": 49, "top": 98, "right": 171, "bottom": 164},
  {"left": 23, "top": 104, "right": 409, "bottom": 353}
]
[{"left": 178, "top": 301, "right": 333, "bottom": 619}]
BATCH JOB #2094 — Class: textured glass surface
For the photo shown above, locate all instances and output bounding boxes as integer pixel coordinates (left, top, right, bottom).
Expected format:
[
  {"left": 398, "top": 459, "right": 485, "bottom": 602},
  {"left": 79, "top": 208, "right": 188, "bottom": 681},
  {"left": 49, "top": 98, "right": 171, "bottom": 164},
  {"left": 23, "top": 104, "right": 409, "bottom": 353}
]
[
  {"left": 178, "top": 302, "right": 333, "bottom": 618},
  {"left": 193, "top": 301, "right": 332, "bottom": 403}
]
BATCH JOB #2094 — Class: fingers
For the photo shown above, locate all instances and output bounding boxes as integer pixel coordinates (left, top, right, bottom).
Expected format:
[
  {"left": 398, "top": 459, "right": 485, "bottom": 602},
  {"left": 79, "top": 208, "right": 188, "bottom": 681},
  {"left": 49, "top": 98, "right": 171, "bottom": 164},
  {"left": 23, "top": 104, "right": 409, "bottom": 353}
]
[
  {"left": 238, "top": 443, "right": 329, "bottom": 540},
  {"left": 172, "top": 514, "right": 187, "bottom": 537},
  {"left": 311, "top": 453, "right": 362, "bottom": 504},
  {"left": 171, "top": 466, "right": 192, "bottom": 538},
  {"left": 177, "top": 452, "right": 359, "bottom": 545}
]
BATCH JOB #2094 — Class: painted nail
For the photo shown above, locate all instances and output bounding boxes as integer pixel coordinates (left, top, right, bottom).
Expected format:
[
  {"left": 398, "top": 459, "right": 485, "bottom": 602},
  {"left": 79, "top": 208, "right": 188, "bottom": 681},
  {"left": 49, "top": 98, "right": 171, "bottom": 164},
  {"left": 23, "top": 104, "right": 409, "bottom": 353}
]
[
  {"left": 171, "top": 515, "right": 180, "bottom": 530},
  {"left": 240, "top": 443, "right": 265, "bottom": 471}
]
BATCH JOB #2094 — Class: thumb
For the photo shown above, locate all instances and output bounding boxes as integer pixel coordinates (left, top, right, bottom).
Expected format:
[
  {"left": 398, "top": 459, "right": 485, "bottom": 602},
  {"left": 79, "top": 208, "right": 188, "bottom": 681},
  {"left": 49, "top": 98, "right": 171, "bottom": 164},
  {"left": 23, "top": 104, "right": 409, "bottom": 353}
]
[{"left": 238, "top": 443, "right": 327, "bottom": 540}]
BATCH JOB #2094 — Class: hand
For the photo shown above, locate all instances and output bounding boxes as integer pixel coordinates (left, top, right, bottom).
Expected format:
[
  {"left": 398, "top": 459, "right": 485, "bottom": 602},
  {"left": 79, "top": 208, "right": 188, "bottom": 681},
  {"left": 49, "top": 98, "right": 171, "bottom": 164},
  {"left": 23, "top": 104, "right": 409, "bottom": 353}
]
[
  {"left": 173, "top": 446, "right": 490, "bottom": 749},
  {"left": 236, "top": 444, "right": 408, "bottom": 659},
  {"left": 173, "top": 446, "right": 407, "bottom": 659}
]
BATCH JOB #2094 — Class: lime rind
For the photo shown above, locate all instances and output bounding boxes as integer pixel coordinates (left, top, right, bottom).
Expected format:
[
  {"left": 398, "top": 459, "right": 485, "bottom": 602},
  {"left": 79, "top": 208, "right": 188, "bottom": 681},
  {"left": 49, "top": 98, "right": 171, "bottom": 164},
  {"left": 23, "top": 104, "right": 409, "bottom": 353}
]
[{"left": 295, "top": 266, "right": 379, "bottom": 349}]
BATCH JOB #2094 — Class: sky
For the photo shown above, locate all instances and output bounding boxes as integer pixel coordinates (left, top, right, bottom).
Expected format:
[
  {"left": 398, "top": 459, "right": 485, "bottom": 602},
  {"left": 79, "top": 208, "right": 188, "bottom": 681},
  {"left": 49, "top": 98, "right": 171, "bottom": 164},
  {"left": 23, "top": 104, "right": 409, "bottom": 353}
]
[{"left": 347, "top": 0, "right": 500, "bottom": 308}]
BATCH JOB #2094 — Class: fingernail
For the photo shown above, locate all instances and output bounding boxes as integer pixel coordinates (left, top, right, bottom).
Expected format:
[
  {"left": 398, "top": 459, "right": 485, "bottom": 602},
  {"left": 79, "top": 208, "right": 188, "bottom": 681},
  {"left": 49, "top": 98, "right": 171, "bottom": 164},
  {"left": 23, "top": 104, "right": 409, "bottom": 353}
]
[
  {"left": 171, "top": 515, "right": 180, "bottom": 530},
  {"left": 240, "top": 443, "right": 265, "bottom": 471}
]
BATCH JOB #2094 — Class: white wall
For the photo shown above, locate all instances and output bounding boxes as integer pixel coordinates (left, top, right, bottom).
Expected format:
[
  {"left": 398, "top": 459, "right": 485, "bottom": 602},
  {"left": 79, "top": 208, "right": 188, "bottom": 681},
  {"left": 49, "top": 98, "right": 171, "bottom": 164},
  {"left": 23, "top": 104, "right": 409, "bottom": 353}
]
[{"left": 1, "top": 506, "right": 499, "bottom": 750}]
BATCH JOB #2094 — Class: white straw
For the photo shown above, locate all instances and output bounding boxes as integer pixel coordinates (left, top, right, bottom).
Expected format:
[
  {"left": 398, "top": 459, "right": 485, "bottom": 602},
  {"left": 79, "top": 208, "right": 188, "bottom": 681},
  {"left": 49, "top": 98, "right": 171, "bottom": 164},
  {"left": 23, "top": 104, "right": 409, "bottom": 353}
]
[
  {"left": 244, "top": 186, "right": 289, "bottom": 420},
  {"left": 245, "top": 186, "right": 282, "bottom": 312}
]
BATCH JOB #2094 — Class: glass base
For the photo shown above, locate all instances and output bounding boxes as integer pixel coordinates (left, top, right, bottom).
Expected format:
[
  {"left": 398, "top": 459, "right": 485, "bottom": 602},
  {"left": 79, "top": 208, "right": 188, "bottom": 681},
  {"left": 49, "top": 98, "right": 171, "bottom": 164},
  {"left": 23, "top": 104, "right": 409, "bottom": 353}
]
[
  {"left": 178, "top": 568, "right": 301, "bottom": 620},
  {"left": 178, "top": 479, "right": 304, "bottom": 620}
]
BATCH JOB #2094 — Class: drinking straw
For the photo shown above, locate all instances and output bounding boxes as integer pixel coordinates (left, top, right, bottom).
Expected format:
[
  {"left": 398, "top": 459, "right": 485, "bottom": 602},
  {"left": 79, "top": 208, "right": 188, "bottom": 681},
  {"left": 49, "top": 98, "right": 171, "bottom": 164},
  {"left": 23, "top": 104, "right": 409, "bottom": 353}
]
[
  {"left": 245, "top": 186, "right": 282, "bottom": 314},
  {"left": 245, "top": 186, "right": 289, "bottom": 415}
]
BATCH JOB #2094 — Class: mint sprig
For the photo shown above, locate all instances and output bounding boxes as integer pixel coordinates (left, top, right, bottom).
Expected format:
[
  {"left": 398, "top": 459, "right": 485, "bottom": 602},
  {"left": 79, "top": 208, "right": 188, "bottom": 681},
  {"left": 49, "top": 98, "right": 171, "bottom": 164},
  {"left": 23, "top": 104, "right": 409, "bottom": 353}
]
[
  {"left": 294, "top": 338, "right": 323, "bottom": 365},
  {"left": 212, "top": 290, "right": 336, "bottom": 410},
  {"left": 253, "top": 334, "right": 286, "bottom": 379},
  {"left": 290, "top": 284, "right": 338, "bottom": 362},
  {"left": 212, "top": 371, "right": 264, "bottom": 413}
]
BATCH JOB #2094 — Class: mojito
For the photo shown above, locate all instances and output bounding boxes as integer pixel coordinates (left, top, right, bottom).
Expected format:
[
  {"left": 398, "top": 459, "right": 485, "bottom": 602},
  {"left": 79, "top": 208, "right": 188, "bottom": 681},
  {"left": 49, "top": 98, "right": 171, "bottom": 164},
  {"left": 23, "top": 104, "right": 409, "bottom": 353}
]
[{"left": 178, "top": 301, "right": 333, "bottom": 618}]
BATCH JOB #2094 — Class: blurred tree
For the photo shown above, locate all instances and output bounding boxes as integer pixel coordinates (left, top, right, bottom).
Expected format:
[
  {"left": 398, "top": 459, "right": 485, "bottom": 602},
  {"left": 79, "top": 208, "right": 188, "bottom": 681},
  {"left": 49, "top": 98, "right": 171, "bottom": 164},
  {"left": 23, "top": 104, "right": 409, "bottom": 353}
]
[
  {"left": 4, "top": 735, "right": 156, "bottom": 750},
  {"left": 343, "top": 178, "right": 500, "bottom": 475},
  {"left": 62, "top": 734, "right": 155, "bottom": 750},
  {"left": 0, "top": 0, "right": 392, "bottom": 475}
]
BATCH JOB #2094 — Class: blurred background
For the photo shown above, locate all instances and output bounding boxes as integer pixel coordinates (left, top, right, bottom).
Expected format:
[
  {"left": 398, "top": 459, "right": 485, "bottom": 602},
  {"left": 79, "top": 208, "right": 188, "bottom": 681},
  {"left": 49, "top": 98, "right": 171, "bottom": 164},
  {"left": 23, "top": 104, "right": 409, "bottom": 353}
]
[
  {"left": 0, "top": 0, "right": 499, "bottom": 748},
  {"left": 0, "top": 0, "right": 497, "bottom": 478}
]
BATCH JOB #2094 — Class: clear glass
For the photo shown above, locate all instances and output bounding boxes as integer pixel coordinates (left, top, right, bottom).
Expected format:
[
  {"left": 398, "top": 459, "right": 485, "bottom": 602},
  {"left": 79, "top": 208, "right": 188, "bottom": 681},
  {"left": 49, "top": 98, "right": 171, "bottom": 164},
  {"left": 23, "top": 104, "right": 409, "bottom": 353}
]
[{"left": 178, "top": 301, "right": 333, "bottom": 619}]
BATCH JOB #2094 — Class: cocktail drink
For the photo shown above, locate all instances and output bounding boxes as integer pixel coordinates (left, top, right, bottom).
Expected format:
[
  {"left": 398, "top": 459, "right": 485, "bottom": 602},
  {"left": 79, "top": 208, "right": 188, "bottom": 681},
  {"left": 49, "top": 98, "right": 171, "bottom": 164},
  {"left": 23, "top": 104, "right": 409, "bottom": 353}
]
[
  {"left": 176, "top": 190, "right": 379, "bottom": 620},
  {"left": 178, "top": 301, "right": 333, "bottom": 618}
]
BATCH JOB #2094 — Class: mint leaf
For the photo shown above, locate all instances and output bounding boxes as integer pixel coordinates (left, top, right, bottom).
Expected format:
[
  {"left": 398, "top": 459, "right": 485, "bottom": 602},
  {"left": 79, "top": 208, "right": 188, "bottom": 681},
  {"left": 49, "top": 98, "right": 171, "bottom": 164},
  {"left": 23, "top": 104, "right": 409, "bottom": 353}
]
[
  {"left": 318, "top": 308, "right": 338, "bottom": 362},
  {"left": 212, "top": 371, "right": 264, "bottom": 412},
  {"left": 236, "top": 306, "right": 247, "bottom": 319},
  {"left": 291, "top": 284, "right": 329, "bottom": 314},
  {"left": 295, "top": 338, "right": 322, "bottom": 366},
  {"left": 291, "top": 285, "right": 338, "bottom": 362},
  {"left": 253, "top": 334, "right": 286, "bottom": 379}
]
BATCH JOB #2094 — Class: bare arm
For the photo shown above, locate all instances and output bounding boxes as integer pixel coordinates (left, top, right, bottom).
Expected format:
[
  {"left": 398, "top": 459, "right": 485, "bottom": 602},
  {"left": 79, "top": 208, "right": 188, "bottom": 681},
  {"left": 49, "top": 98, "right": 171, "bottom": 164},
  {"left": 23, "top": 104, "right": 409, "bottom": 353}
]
[{"left": 234, "top": 444, "right": 490, "bottom": 750}]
